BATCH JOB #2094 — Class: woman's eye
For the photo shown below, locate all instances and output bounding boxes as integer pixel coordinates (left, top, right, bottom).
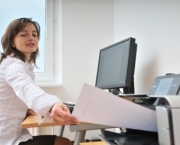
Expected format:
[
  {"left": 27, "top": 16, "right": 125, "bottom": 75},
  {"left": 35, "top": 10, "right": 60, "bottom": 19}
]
[
  {"left": 20, "top": 33, "right": 27, "bottom": 37},
  {"left": 33, "top": 34, "right": 37, "bottom": 37}
]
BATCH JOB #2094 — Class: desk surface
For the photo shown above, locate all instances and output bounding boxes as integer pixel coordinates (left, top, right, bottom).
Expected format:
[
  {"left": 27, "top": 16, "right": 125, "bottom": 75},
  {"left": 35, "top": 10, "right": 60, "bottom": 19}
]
[
  {"left": 22, "top": 115, "right": 110, "bottom": 129},
  {"left": 22, "top": 115, "right": 109, "bottom": 145},
  {"left": 80, "top": 141, "right": 106, "bottom": 145},
  {"left": 21, "top": 115, "right": 65, "bottom": 128}
]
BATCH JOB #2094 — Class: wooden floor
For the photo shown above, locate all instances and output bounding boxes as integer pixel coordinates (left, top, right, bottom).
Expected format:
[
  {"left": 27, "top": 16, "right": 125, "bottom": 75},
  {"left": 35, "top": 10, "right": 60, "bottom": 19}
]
[{"left": 80, "top": 141, "right": 106, "bottom": 145}]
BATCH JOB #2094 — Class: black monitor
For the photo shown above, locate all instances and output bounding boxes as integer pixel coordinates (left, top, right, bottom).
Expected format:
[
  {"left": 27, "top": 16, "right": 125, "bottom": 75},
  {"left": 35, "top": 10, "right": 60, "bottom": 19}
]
[{"left": 95, "top": 37, "right": 137, "bottom": 95}]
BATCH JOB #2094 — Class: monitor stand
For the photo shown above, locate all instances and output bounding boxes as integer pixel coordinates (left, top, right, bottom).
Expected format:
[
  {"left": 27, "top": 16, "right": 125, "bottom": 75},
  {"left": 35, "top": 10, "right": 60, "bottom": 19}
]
[
  {"left": 109, "top": 77, "right": 135, "bottom": 95},
  {"left": 108, "top": 88, "right": 120, "bottom": 95}
]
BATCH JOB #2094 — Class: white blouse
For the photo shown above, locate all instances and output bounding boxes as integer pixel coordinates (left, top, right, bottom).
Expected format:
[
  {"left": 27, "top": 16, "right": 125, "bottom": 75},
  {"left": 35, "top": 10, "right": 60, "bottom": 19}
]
[{"left": 0, "top": 56, "right": 61, "bottom": 145}]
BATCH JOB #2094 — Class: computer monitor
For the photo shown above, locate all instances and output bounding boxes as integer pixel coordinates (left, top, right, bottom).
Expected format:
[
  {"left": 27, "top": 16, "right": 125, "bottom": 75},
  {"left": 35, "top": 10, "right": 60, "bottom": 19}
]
[{"left": 95, "top": 37, "right": 137, "bottom": 95}]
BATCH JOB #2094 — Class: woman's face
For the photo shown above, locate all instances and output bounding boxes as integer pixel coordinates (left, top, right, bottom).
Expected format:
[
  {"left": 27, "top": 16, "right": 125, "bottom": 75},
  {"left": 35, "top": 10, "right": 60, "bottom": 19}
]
[{"left": 13, "top": 23, "right": 39, "bottom": 60}]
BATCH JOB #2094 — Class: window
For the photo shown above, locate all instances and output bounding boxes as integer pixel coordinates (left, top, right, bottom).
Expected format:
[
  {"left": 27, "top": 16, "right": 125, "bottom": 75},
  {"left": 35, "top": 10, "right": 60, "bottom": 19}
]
[{"left": 0, "top": 0, "right": 62, "bottom": 86}]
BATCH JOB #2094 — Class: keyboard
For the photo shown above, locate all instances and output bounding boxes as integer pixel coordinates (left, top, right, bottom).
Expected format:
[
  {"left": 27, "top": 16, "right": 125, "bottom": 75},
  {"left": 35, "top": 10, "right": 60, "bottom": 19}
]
[{"left": 63, "top": 102, "right": 75, "bottom": 113}]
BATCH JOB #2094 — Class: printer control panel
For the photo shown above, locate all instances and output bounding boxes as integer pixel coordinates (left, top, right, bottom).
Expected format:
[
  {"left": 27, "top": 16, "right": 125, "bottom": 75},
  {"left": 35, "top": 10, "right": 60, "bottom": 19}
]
[{"left": 148, "top": 74, "right": 180, "bottom": 96}]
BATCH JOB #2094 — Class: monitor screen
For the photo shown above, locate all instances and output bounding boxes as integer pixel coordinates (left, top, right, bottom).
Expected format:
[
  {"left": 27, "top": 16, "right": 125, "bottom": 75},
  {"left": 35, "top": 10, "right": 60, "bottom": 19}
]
[{"left": 95, "top": 37, "right": 137, "bottom": 94}]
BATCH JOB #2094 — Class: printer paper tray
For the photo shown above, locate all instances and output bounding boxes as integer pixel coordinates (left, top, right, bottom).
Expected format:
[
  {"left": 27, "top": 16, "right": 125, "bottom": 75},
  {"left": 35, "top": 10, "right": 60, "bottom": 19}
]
[{"left": 99, "top": 130, "right": 159, "bottom": 145}]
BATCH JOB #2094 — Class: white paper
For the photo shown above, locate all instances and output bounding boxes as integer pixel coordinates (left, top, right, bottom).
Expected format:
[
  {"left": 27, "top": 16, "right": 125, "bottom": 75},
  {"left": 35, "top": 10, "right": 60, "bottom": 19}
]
[
  {"left": 72, "top": 83, "right": 157, "bottom": 132},
  {"left": 38, "top": 113, "right": 53, "bottom": 125}
]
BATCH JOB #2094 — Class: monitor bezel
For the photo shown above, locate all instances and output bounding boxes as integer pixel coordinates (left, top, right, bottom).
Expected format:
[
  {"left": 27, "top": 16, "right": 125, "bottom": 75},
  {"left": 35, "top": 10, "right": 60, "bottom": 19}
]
[{"left": 95, "top": 37, "right": 137, "bottom": 94}]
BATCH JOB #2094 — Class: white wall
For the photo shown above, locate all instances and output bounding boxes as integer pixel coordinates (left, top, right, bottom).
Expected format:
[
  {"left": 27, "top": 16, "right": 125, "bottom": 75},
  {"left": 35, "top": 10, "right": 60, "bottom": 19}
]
[
  {"left": 114, "top": 0, "right": 180, "bottom": 93},
  {"left": 39, "top": 0, "right": 180, "bottom": 141},
  {"left": 40, "top": 0, "right": 114, "bottom": 141}
]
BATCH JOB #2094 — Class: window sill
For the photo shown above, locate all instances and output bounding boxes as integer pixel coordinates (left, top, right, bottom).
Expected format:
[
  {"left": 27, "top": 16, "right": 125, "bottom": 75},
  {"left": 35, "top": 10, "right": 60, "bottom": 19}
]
[{"left": 36, "top": 82, "right": 62, "bottom": 87}]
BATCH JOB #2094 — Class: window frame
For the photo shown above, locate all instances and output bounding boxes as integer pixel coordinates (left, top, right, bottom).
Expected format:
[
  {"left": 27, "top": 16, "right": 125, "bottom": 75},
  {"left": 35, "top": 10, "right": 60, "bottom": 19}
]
[{"left": 35, "top": 0, "right": 62, "bottom": 87}]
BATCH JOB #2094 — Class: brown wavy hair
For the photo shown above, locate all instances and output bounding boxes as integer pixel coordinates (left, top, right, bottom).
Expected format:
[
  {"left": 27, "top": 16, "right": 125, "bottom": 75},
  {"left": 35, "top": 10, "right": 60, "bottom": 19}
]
[{"left": 0, "top": 18, "right": 40, "bottom": 66}]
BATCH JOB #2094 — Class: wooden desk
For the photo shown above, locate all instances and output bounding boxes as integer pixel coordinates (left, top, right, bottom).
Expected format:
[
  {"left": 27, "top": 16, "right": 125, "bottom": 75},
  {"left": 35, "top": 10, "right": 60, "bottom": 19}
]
[
  {"left": 80, "top": 141, "right": 106, "bottom": 145},
  {"left": 21, "top": 115, "right": 65, "bottom": 128},
  {"left": 22, "top": 115, "right": 113, "bottom": 145}
]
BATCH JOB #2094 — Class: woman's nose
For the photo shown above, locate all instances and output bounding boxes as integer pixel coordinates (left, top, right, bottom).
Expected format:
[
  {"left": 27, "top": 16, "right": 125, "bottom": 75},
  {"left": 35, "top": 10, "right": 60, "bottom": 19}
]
[{"left": 28, "top": 34, "right": 34, "bottom": 40}]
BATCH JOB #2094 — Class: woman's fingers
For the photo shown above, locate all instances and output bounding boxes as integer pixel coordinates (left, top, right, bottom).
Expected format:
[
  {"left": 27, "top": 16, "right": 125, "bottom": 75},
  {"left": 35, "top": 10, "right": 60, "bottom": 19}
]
[
  {"left": 50, "top": 103, "right": 78, "bottom": 124},
  {"left": 28, "top": 109, "right": 37, "bottom": 115},
  {"left": 24, "top": 109, "right": 37, "bottom": 119},
  {"left": 52, "top": 115, "right": 77, "bottom": 124}
]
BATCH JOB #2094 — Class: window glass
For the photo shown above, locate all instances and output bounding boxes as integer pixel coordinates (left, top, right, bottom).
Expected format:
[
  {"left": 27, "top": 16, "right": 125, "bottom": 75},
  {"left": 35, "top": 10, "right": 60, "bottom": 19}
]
[{"left": 0, "top": 0, "right": 46, "bottom": 73}]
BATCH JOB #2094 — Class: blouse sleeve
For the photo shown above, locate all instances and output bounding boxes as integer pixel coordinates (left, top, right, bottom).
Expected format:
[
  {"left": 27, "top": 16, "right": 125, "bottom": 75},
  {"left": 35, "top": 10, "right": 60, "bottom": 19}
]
[{"left": 4, "top": 60, "right": 61, "bottom": 117}]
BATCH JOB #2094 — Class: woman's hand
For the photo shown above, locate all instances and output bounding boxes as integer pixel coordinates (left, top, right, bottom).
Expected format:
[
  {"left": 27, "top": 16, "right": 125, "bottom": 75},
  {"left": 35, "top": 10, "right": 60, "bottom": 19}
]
[
  {"left": 25, "top": 109, "right": 37, "bottom": 119},
  {"left": 50, "top": 102, "right": 78, "bottom": 125}
]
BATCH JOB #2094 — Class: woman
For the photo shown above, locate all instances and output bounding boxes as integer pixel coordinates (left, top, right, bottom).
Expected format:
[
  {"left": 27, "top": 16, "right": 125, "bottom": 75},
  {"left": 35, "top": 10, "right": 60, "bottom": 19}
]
[{"left": 0, "top": 18, "right": 78, "bottom": 145}]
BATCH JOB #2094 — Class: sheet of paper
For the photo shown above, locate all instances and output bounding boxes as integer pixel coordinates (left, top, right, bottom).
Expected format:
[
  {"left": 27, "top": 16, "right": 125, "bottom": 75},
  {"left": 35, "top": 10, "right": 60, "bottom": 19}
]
[
  {"left": 72, "top": 83, "right": 157, "bottom": 132},
  {"left": 38, "top": 114, "right": 53, "bottom": 125}
]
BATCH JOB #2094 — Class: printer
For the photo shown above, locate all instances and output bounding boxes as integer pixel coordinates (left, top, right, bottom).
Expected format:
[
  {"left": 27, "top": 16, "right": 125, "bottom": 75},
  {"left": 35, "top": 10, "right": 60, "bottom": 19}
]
[{"left": 99, "top": 74, "right": 180, "bottom": 145}]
